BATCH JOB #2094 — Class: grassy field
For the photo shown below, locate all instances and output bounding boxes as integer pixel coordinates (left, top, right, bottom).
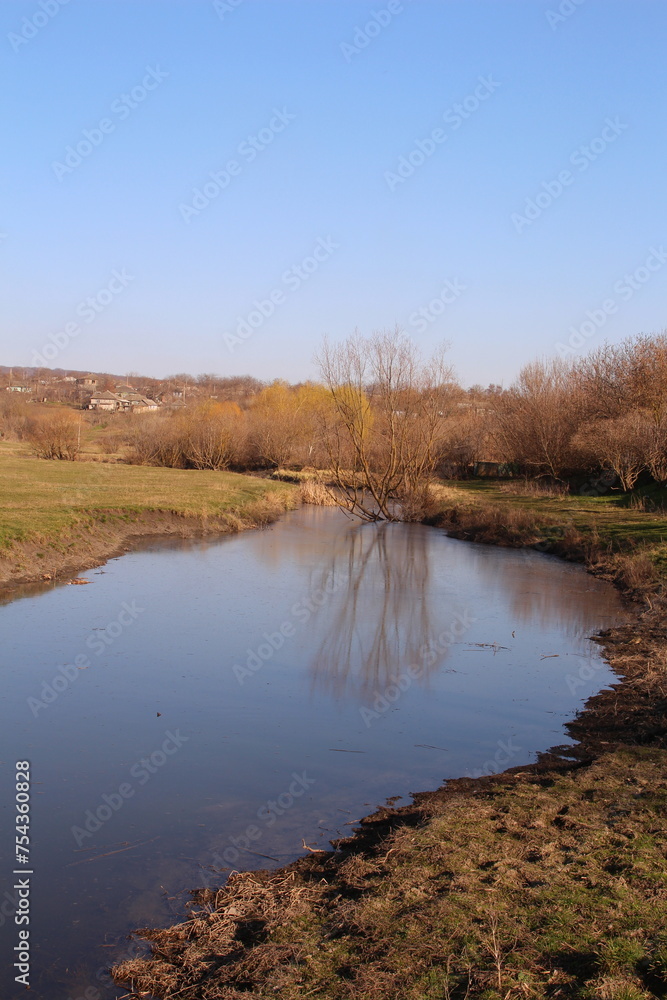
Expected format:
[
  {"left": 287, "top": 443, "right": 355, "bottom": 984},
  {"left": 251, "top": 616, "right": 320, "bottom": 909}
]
[
  {"left": 0, "top": 441, "right": 295, "bottom": 549},
  {"left": 0, "top": 442, "right": 298, "bottom": 591}
]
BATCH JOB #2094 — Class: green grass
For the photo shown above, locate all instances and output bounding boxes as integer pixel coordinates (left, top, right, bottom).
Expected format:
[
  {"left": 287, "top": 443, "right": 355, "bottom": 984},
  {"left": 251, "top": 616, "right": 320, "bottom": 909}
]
[
  {"left": 0, "top": 442, "right": 295, "bottom": 549},
  {"left": 443, "top": 479, "right": 667, "bottom": 538}
]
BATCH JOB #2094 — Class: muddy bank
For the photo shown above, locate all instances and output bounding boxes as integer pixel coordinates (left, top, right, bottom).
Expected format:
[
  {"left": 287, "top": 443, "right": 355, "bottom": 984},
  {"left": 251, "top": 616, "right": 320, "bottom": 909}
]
[
  {"left": 0, "top": 494, "right": 294, "bottom": 598},
  {"left": 112, "top": 535, "right": 667, "bottom": 998}
]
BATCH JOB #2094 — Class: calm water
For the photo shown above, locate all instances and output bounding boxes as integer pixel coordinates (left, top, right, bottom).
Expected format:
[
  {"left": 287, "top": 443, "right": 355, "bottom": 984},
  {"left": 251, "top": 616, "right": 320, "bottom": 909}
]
[{"left": 0, "top": 506, "right": 625, "bottom": 999}]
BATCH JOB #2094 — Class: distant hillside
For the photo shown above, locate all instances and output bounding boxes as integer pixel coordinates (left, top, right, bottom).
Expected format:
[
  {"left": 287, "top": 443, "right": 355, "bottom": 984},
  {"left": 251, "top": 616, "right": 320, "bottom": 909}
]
[{"left": 0, "top": 366, "right": 266, "bottom": 405}]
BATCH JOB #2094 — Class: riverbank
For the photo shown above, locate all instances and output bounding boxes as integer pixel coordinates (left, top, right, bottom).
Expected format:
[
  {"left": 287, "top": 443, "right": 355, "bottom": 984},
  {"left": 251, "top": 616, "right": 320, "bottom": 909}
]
[
  {"left": 426, "top": 480, "right": 667, "bottom": 595},
  {"left": 113, "top": 483, "right": 667, "bottom": 1000},
  {"left": 0, "top": 445, "right": 297, "bottom": 595}
]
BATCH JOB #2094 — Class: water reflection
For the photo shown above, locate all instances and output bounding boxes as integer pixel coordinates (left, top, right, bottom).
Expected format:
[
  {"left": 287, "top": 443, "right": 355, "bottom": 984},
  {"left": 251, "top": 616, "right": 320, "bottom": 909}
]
[
  {"left": 284, "top": 515, "right": 624, "bottom": 700},
  {"left": 308, "top": 522, "right": 449, "bottom": 699},
  {"left": 458, "top": 543, "right": 621, "bottom": 641}
]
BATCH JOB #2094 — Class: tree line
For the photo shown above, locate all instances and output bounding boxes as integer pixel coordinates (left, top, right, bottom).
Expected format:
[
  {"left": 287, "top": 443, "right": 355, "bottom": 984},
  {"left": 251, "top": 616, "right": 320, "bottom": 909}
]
[{"left": 4, "top": 330, "right": 666, "bottom": 520}]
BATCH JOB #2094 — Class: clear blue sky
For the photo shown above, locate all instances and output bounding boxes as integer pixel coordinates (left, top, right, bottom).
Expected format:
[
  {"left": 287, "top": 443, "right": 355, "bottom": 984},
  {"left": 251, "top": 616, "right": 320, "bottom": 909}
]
[{"left": 2, "top": 0, "right": 666, "bottom": 386}]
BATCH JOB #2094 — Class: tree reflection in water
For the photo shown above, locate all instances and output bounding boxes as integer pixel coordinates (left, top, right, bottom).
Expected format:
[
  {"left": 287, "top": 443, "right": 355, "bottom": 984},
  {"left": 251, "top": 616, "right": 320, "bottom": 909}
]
[
  {"left": 248, "top": 507, "right": 625, "bottom": 702},
  {"left": 307, "top": 521, "right": 455, "bottom": 700}
]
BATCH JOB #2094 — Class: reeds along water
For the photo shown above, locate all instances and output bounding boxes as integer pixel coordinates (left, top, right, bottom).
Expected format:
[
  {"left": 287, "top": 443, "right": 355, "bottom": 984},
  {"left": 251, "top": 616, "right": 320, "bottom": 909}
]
[{"left": 297, "top": 480, "right": 339, "bottom": 506}]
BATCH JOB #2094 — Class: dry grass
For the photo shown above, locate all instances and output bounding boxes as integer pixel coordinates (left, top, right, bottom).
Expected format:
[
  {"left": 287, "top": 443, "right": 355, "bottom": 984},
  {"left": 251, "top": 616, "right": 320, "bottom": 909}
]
[
  {"left": 270, "top": 468, "right": 321, "bottom": 483},
  {"left": 297, "top": 480, "right": 339, "bottom": 506},
  {"left": 612, "top": 552, "right": 660, "bottom": 594},
  {"left": 115, "top": 870, "right": 326, "bottom": 999},
  {"left": 427, "top": 482, "right": 473, "bottom": 505},
  {"left": 499, "top": 478, "right": 571, "bottom": 498},
  {"left": 436, "top": 500, "right": 555, "bottom": 547},
  {"left": 114, "top": 747, "right": 667, "bottom": 1000}
]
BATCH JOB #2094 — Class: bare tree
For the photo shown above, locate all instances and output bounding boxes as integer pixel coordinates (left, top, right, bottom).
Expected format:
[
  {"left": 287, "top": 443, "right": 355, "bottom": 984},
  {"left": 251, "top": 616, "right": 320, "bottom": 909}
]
[
  {"left": 315, "top": 329, "right": 456, "bottom": 520},
  {"left": 575, "top": 333, "right": 667, "bottom": 420},
  {"left": 184, "top": 404, "right": 239, "bottom": 470},
  {"left": 493, "top": 358, "right": 583, "bottom": 480},
  {"left": 644, "top": 408, "right": 667, "bottom": 485},
  {"left": 440, "top": 407, "right": 489, "bottom": 478},
  {"left": 0, "top": 394, "right": 29, "bottom": 440},
  {"left": 574, "top": 410, "right": 649, "bottom": 491},
  {"left": 248, "top": 381, "right": 331, "bottom": 468},
  {"left": 26, "top": 410, "right": 81, "bottom": 460},
  {"left": 126, "top": 403, "right": 243, "bottom": 470}
]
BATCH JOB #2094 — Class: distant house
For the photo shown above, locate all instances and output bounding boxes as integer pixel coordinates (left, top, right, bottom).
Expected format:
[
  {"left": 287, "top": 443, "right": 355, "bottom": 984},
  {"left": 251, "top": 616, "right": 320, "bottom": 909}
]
[
  {"left": 114, "top": 384, "right": 136, "bottom": 399},
  {"left": 130, "top": 396, "right": 159, "bottom": 413},
  {"left": 6, "top": 384, "right": 31, "bottom": 393},
  {"left": 88, "top": 390, "right": 124, "bottom": 412},
  {"left": 88, "top": 390, "right": 158, "bottom": 413},
  {"left": 118, "top": 390, "right": 159, "bottom": 411},
  {"left": 76, "top": 376, "right": 99, "bottom": 387}
]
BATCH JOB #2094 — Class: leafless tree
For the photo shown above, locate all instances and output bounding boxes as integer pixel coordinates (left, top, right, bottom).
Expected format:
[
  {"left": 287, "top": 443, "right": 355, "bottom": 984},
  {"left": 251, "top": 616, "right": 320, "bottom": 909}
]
[
  {"left": 0, "top": 394, "right": 29, "bottom": 440},
  {"left": 184, "top": 408, "right": 238, "bottom": 470},
  {"left": 440, "top": 408, "right": 489, "bottom": 478},
  {"left": 493, "top": 358, "right": 583, "bottom": 480},
  {"left": 315, "top": 329, "right": 456, "bottom": 520},
  {"left": 644, "top": 409, "right": 667, "bottom": 485},
  {"left": 573, "top": 410, "right": 649, "bottom": 491},
  {"left": 575, "top": 332, "right": 667, "bottom": 420}
]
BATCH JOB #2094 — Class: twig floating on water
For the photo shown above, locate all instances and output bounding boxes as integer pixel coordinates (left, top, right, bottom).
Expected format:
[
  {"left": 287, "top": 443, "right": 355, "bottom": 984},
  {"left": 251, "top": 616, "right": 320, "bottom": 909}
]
[
  {"left": 328, "top": 748, "right": 366, "bottom": 753},
  {"left": 67, "top": 836, "right": 159, "bottom": 867},
  {"left": 238, "top": 848, "right": 281, "bottom": 862},
  {"left": 415, "top": 744, "right": 449, "bottom": 752},
  {"left": 74, "top": 839, "right": 140, "bottom": 853}
]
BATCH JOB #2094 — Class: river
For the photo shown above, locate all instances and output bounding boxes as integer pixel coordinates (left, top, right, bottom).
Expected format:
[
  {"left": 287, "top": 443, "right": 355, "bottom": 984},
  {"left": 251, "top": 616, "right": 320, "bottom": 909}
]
[{"left": 0, "top": 505, "right": 625, "bottom": 999}]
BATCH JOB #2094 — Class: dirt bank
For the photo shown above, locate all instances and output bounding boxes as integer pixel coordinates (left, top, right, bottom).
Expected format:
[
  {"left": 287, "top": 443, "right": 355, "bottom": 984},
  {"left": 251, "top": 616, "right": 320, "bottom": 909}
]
[
  {"left": 0, "top": 494, "right": 294, "bottom": 598},
  {"left": 112, "top": 510, "right": 667, "bottom": 999}
]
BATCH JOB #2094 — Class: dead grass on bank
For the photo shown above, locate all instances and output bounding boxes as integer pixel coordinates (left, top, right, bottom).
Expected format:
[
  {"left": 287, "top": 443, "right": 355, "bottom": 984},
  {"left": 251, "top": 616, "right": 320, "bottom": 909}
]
[
  {"left": 114, "top": 747, "right": 667, "bottom": 1000},
  {"left": 611, "top": 552, "right": 661, "bottom": 595},
  {"left": 284, "top": 477, "right": 464, "bottom": 516},
  {"left": 297, "top": 480, "right": 339, "bottom": 506},
  {"left": 270, "top": 468, "right": 321, "bottom": 484},
  {"left": 0, "top": 487, "right": 296, "bottom": 592},
  {"left": 435, "top": 500, "right": 557, "bottom": 547},
  {"left": 430, "top": 493, "right": 663, "bottom": 600},
  {"left": 499, "top": 479, "right": 572, "bottom": 498}
]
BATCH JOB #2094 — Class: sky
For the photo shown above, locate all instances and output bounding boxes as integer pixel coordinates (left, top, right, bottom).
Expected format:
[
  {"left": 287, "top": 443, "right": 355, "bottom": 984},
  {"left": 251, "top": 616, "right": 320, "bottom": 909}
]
[{"left": 2, "top": 0, "right": 666, "bottom": 387}]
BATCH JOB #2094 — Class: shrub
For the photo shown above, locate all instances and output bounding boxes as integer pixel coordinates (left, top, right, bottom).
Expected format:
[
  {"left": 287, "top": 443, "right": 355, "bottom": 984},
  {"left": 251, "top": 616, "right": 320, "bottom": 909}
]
[{"left": 25, "top": 411, "right": 81, "bottom": 460}]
